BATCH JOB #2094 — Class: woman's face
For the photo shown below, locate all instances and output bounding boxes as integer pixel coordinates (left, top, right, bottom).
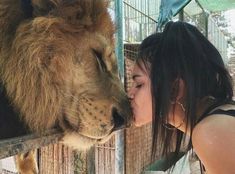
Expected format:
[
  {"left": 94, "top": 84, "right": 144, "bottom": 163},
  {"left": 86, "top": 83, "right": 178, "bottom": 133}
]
[{"left": 128, "top": 63, "right": 152, "bottom": 127}]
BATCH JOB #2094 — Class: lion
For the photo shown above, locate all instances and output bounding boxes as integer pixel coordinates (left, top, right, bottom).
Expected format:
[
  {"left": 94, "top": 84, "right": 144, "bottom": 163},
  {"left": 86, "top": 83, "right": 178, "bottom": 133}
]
[{"left": 0, "top": 0, "right": 132, "bottom": 173}]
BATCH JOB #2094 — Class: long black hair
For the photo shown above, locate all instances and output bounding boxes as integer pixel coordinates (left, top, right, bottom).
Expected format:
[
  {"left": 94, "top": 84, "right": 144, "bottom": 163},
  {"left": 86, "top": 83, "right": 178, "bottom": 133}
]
[{"left": 138, "top": 21, "right": 233, "bottom": 167}]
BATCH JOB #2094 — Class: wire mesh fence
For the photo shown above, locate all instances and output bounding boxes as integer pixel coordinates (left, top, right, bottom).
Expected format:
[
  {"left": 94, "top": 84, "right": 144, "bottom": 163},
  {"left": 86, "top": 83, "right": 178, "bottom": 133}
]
[{"left": 123, "top": 0, "right": 160, "bottom": 42}]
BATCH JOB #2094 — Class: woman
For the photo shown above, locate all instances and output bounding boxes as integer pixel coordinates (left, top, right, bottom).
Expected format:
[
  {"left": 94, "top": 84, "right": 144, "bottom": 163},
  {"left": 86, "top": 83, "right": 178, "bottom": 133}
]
[{"left": 128, "top": 21, "right": 235, "bottom": 173}]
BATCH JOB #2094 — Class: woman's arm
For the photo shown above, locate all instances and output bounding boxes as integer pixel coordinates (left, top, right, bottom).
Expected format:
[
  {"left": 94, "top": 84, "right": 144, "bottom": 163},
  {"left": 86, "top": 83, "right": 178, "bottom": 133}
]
[{"left": 192, "top": 115, "right": 235, "bottom": 174}]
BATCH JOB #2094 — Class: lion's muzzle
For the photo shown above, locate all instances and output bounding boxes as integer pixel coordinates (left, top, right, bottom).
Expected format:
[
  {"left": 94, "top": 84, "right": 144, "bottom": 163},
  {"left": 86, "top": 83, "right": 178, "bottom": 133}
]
[{"left": 112, "top": 107, "right": 126, "bottom": 131}]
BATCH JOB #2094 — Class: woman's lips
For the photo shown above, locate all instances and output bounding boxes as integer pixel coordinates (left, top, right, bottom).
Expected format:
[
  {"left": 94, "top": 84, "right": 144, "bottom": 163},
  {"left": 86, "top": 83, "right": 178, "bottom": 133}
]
[
  {"left": 132, "top": 111, "right": 136, "bottom": 121},
  {"left": 130, "top": 105, "right": 136, "bottom": 121}
]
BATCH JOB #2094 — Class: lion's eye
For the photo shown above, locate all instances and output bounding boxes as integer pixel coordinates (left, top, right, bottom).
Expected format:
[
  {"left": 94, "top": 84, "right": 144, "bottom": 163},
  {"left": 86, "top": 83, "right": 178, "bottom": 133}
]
[{"left": 92, "top": 49, "right": 107, "bottom": 72}]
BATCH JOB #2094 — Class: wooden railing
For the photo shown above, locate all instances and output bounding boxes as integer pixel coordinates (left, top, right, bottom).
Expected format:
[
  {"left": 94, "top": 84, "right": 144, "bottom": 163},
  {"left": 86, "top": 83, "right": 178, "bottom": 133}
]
[{"left": 0, "top": 129, "right": 63, "bottom": 159}]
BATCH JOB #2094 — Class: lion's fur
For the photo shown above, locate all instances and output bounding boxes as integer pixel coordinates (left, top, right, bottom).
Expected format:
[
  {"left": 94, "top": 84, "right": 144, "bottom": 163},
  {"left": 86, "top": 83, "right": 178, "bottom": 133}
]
[
  {"left": 15, "top": 151, "right": 38, "bottom": 174},
  {"left": 0, "top": 0, "right": 117, "bottom": 132},
  {"left": 0, "top": 0, "right": 131, "bottom": 173}
]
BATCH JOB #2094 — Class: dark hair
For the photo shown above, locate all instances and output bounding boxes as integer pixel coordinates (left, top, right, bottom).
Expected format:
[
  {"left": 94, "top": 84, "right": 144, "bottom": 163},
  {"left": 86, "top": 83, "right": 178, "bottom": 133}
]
[
  {"left": 137, "top": 33, "right": 162, "bottom": 73},
  {"left": 138, "top": 21, "right": 233, "bottom": 166}
]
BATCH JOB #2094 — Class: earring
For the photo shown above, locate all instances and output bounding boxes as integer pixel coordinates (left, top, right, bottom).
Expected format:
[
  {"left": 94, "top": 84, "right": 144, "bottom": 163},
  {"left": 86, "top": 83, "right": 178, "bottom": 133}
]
[
  {"left": 176, "top": 101, "right": 185, "bottom": 112},
  {"left": 162, "top": 101, "right": 186, "bottom": 130}
]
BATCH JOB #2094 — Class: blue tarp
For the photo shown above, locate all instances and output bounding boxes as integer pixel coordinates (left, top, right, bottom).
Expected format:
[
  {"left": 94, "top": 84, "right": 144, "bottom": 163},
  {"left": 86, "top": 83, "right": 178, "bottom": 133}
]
[{"left": 157, "top": 0, "right": 191, "bottom": 29}]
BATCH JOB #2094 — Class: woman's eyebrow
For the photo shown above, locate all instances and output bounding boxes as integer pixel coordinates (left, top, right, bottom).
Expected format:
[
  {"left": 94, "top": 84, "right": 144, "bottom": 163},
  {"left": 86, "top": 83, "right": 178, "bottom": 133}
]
[{"left": 132, "top": 74, "right": 142, "bottom": 80}]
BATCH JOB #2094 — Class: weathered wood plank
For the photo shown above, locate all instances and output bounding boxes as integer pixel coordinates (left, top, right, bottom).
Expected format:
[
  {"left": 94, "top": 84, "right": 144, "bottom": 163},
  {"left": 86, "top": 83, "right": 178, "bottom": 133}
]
[
  {"left": 87, "top": 146, "right": 95, "bottom": 174},
  {"left": 0, "top": 129, "right": 63, "bottom": 159}
]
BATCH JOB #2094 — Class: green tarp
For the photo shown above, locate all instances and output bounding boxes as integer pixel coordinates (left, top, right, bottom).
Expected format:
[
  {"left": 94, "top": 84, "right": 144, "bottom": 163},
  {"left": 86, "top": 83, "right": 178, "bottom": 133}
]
[
  {"left": 158, "top": 0, "right": 235, "bottom": 29},
  {"left": 198, "top": 0, "right": 235, "bottom": 12}
]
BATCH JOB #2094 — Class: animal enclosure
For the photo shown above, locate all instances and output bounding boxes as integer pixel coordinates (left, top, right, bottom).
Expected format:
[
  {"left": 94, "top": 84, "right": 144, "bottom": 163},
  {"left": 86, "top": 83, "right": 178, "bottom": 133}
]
[{"left": 1, "top": 0, "right": 235, "bottom": 174}]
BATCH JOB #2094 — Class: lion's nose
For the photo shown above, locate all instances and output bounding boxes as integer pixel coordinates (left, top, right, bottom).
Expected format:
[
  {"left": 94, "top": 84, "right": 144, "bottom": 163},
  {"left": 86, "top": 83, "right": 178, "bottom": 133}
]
[{"left": 112, "top": 107, "right": 125, "bottom": 131}]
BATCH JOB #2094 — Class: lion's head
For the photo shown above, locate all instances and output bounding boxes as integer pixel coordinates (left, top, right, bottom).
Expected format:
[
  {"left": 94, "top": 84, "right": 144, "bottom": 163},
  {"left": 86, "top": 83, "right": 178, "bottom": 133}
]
[{"left": 0, "top": 0, "right": 132, "bottom": 148}]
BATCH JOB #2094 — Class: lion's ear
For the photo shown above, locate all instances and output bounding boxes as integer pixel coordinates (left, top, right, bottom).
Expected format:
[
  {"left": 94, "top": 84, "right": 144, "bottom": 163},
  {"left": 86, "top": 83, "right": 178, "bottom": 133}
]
[
  {"left": 43, "top": 0, "right": 111, "bottom": 29},
  {"left": 0, "top": 0, "right": 26, "bottom": 46},
  {"left": 31, "top": 0, "right": 55, "bottom": 16},
  {"left": 31, "top": 0, "right": 114, "bottom": 41}
]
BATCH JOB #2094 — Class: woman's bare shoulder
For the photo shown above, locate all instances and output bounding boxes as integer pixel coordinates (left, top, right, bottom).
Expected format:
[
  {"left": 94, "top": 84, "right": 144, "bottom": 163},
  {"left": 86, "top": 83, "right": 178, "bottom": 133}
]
[{"left": 192, "top": 113, "right": 235, "bottom": 174}]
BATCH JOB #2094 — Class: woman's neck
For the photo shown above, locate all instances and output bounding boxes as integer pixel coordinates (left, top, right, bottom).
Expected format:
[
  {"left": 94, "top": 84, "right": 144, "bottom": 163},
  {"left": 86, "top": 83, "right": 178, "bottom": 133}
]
[
  {"left": 195, "top": 96, "right": 216, "bottom": 121},
  {"left": 178, "top": 96, "right": 216, "bottom": 135}
]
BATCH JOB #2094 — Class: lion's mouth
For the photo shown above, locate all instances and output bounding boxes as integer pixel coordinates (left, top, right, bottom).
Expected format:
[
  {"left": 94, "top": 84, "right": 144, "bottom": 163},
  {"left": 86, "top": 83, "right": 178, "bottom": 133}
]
[
  {"left": 77, "top": 108, "right": 126, "bottom": 142},
  {"left": 61, "top": 107, "right": 130, "bottom": 143},
  {"left": 77, "top": 132, "right": 114, "bottom": 145}
]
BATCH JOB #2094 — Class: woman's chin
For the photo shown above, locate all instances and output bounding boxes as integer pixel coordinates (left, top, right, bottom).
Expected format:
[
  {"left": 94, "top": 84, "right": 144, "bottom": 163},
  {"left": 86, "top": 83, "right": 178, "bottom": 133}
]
[
  {"left": 134, "top": 122, "right": 141, "bottom": 127},
  {"left": 134, "top": 121, "right": 146, "bottom": 127},
  {"left": 134, "top": 120, "right": 151, "bottom": 127}
]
